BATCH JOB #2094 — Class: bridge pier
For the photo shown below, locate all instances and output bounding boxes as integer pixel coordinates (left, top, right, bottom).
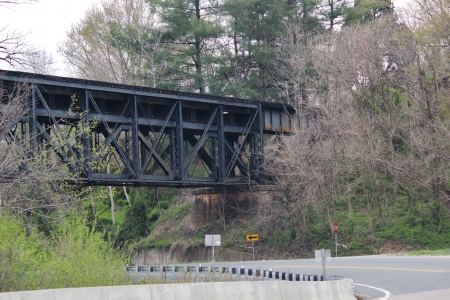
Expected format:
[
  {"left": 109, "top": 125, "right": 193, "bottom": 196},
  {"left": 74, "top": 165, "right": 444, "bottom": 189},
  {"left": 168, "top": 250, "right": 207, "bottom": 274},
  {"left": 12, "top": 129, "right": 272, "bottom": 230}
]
[
  {"left": 190, "top": 186, "right": 274, "bottom": 229},
  {"left": 133, "top": 186, "right": 274, "bottom": 265}
]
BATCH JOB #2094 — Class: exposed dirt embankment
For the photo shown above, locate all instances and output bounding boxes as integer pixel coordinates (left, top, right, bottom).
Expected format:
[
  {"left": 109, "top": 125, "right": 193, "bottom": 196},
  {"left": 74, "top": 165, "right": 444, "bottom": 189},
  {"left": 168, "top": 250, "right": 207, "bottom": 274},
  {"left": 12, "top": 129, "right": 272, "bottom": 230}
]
[
  {"left": 134, "top": 186, "right": 273, "bottom": 265},
  {"left": 134, "top": 243, "right": 252, "bottom": 265}
]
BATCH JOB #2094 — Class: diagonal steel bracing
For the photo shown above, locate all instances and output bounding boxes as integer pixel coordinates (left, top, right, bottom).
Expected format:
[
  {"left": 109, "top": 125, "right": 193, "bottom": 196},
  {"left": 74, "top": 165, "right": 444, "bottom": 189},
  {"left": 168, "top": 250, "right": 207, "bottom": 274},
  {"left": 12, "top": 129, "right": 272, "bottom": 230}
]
[
  {"left": 139, "top": 101, "right": 177, "bottom": 177},
  {"left": 183, "top": 106, "right": 218, "bottom": 178},
  {"left": 0, "top": 70, "right": 293, "bottom": 187}
]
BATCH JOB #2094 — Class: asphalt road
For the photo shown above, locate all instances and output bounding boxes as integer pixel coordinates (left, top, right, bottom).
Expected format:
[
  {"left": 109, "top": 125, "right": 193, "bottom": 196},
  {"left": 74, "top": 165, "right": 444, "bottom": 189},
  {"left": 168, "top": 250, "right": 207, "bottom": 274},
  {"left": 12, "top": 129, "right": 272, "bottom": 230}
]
[{"left": 189, "top": 255, "right": 450, "bottom": 299}]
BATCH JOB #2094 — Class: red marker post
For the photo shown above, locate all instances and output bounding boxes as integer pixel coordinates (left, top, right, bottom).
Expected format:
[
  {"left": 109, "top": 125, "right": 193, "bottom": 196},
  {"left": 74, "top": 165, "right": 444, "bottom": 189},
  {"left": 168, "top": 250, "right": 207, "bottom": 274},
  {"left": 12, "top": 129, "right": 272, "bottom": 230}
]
[{"left": 333, "top": 221, "right": 338, "bottom": 257}]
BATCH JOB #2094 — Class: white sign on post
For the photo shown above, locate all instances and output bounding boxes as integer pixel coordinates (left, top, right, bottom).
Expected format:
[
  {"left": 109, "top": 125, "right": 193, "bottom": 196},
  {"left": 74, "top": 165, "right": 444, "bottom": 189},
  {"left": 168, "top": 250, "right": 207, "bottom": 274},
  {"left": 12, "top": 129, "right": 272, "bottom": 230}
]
[
  {"left": 314, "top": 249, "right": 331, "bottom": 262},
  {"left": 315, "top": 249, "right": 331, "bottom": 281},
  {"left": 205, "top": 235, "right": 221, "bottom": 263},
  {"left": 205, "top": 235, "right": 221, "bottom": 246}
]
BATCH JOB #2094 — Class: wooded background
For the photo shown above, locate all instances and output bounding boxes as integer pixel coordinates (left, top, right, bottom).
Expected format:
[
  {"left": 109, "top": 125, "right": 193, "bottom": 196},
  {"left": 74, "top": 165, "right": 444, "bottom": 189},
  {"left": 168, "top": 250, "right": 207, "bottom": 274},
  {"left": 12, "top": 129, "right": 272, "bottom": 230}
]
[{"left": 1, "top": 0, "right": 450, "bottom": 292}]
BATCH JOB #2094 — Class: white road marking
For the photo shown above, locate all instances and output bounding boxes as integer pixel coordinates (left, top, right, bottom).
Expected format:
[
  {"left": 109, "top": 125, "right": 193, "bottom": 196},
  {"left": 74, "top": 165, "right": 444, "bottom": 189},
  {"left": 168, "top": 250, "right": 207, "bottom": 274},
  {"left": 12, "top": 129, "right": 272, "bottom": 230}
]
[
  {"left": 275, "top": 265, "right": 446, "bottom": 273},
  {"left": 353, "top": 283, "right": 393, "bottom": 300}
]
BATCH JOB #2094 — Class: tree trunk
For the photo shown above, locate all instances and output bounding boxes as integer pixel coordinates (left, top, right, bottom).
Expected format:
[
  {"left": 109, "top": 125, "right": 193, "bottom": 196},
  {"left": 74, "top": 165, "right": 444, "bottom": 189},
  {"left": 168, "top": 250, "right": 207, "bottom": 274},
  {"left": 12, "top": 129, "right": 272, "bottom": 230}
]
[
  {"left": 123, "top": 187, "right": 130, "bottom": 205},
  {"left": 89, "top": 187, "right": 96, "bottom": 216},
  {"left": 194, "top": 0, "right": 204, "bottom": 94},
  {"left": 107, "top": 160, "right": 115, "bottom": 224},
  {"left": 108, "top": 186, "right": 115, "bottom": 224},
  {"left": 360, "top": 160, "right": 373, "bottom": 235},
  {"left": 348, "top": 184, "right": 353, "bottom": 219}
]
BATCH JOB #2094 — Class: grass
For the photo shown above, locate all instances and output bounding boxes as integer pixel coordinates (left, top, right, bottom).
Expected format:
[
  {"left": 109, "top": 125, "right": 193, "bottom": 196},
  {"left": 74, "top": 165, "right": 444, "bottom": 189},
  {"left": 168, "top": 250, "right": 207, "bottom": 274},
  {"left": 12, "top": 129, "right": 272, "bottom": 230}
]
[{"left": 408, "top": 249, "right": 450, "bottom": 256}]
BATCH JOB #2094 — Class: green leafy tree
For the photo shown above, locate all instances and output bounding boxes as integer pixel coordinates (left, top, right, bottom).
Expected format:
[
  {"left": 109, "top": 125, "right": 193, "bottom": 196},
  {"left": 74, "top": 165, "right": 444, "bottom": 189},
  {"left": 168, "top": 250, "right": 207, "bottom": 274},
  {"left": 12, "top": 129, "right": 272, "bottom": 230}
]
[
  {"left": 0, "top": 212, "right": 131, "bottom": 292},
  {"left": 105, "top": 20, "right": 172, "bottom": 88},
  {"left": 0, "top": 213, "right": 49, "bottom": 292},
  {"left": 345, "top": 0, "right": 392, "bottom": 24},
  {"left": 116, "top": 188, "right": 154, "bottom": 245},
  {"left": 0, "top": 83, "right": 84, "bottom": 231},
  {"left": 219, "top": 0, "right": 292, "bottom": 101},
  {"left": 151, "top": 0, "right": 223, "bottom": 93},
  {"left": 288, "top": 0, "right": 324, "bottom": 45},
  {"left": 412, "top": 0, "right": 450, "bottom": 119},
  {"left": 48, "top": 215, "right": 131, "bottom": 288},
  {"left": 273, "top": 0, "right": 323, "bottom": 106},
  {"left": 319, "top": 0, "right": 350, "bottom": 30}
]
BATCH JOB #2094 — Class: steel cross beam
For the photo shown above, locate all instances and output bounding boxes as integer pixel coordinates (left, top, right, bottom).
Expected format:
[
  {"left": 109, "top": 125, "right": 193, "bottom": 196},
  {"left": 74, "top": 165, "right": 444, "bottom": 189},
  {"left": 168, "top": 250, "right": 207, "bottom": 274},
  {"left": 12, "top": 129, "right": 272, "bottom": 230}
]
[{"left": 0, "top": 71, "right": 293, "bottom": 188}]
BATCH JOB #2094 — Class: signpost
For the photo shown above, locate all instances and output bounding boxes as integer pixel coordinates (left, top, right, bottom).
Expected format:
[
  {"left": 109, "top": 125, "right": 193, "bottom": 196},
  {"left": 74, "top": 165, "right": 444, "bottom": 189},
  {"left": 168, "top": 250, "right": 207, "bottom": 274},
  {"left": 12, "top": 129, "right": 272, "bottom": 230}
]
[
  {"left": 246, "top": 234, "right": 259, "bottom": 260},
  {"left": 205, "top": 235, "right": 221, "bottom": 263},
  {"left": 333, "top": 221, "right": 338, "bottom": 257},
  {"left": 315, "top": 249, "right": 331, "bottom": 280}
]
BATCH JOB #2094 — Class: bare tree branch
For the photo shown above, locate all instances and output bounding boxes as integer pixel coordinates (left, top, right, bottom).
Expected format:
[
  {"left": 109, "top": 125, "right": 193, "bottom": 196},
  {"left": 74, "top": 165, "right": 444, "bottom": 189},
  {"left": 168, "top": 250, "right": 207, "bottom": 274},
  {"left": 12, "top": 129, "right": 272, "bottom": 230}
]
[{"left": 0, "top": 0, "right": 38, "bottom": 6}]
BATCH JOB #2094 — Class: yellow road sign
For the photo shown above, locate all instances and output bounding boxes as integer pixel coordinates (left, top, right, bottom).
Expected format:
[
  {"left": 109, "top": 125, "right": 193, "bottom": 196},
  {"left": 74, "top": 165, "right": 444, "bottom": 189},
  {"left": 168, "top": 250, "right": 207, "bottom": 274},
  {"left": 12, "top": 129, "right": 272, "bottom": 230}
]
[{"left": 246, "top": 234, "right": 259, "bottom": 242}]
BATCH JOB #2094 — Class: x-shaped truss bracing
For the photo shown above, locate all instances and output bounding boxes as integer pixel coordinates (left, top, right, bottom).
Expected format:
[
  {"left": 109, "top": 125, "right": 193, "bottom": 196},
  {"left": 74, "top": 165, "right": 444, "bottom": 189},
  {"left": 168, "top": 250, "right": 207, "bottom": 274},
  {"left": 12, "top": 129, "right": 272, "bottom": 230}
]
[{"left": 3, "top": 86, "right": 264, "bottom": 187}]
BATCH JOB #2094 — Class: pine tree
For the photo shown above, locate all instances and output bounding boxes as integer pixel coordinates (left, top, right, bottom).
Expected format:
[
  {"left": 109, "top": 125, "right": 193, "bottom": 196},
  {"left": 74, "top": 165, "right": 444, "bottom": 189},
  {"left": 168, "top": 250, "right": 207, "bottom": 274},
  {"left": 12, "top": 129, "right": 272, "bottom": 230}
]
[
  {"left": 344, "top": 0, "right": 392, "bottom": 24},
  {"left": 152, "top": 0, "right": 223, "bottom": 93},
  {"left": 220, "top": 0, "right": 291, "bottom": 101}
]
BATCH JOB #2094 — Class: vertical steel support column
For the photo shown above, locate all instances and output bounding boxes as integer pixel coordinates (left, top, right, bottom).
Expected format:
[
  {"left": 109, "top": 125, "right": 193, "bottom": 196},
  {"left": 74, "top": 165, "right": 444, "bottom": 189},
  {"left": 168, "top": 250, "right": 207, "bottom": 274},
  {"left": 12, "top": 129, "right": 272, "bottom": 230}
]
[
  {"left": 211, "top": 137, "right": 217, "bottom": 180},
  {"left": 169, "top": 128, "right": 176, "bottom": 179},
  {"left": 250, "top": 105, "right": 264, "bottom": 183},
  {"left": 249, "top": 113, "right": 256, "bottom": 176},
  {"left": 257, "top": 104, "right": 264, "bottom": 182},
  {"left": 141, "top": 138, "right": 147, "bottom": 174},
  {"left": 124, "top": 131, "right": 130, "bottom": 173},
  {"left": 175, "top": 100, "right": 184, "bottom": 182},
  {"left": 83, "top": 90, "right": 91, "bottom": 180},
  {"left": 30, "top": 87, "right": 37, "bottom": 151},
  {"left": 131, "top": 95, "right": 140, "bottom": 180},
  {"left": 217, "top": 105, "right": 226, "bottom": 182}
]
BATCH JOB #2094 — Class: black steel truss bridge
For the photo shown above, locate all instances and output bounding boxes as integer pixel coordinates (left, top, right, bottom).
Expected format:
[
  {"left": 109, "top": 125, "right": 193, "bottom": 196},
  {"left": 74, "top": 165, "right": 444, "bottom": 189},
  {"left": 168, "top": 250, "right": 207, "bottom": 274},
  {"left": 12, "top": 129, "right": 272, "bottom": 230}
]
[{"left": 0, "top": 71, "right": 293, "bottom": 188}]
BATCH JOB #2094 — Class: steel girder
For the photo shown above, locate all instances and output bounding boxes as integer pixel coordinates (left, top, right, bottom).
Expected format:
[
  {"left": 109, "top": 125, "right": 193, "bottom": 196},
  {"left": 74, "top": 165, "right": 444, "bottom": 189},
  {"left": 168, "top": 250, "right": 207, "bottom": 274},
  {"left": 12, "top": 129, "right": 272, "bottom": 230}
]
[
  {"left": 79, "top": 91, "right": 265, "bottom": 187},
  {"left": 0, "top": 71, "right": 293, "bottom": 187},
  {"left": 0, "top": 78, "right": 280, "bottom": 188}
]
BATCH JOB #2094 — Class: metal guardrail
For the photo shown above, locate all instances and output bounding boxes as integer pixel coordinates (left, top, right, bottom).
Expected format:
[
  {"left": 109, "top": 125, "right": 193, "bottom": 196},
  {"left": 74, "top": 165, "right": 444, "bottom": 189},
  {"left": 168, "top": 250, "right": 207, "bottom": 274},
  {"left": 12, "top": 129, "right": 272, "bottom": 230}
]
[{"left": 126, "top": 265, "right": 345, "bottom": 283}]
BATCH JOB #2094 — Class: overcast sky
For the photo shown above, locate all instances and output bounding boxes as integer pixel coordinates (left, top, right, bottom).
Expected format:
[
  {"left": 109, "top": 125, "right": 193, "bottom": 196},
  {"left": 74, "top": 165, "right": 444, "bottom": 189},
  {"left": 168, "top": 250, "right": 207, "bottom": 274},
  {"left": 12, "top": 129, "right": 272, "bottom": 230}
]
[
  {"left": 0, "top": 0, "right": 99, "bottom": 75},
  {"left": 1, "top": 0, "right": 409, "bottom": 76}
]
